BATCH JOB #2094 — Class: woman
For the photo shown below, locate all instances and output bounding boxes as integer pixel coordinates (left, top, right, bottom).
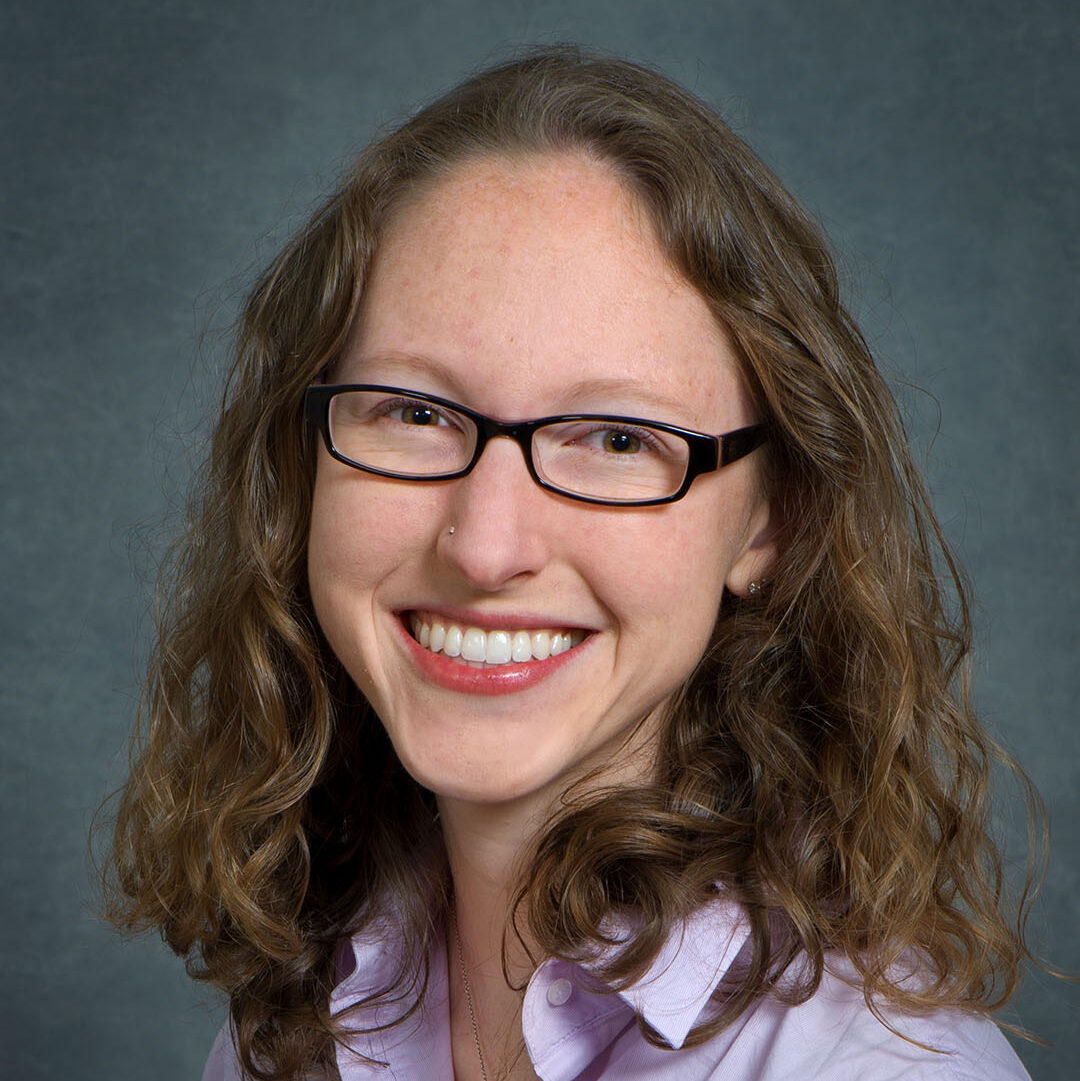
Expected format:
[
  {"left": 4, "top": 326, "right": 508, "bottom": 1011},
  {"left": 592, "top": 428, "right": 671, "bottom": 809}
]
[{"left": 107, "top": 48, "right": 1040, "bottom": 1081}]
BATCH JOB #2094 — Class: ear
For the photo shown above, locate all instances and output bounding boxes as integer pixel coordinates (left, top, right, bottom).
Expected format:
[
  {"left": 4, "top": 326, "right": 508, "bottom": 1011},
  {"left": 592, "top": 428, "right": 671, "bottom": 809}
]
[{"left": 725, "top": 494, "right": 783, "bottom": 598}]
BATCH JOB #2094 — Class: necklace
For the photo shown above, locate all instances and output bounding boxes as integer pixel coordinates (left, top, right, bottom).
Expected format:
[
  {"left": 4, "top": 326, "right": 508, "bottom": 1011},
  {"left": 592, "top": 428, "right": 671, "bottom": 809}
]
[{"left": 452, "top": 912, "right": 490, "bottom": 1081}]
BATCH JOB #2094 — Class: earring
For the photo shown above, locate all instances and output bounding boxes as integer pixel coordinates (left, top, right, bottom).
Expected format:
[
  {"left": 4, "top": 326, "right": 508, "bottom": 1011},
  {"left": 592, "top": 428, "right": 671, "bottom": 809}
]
[
  {"left": 747, "top": 580, "right": 763, "bottom": 595},
  {"left": 448, "top": 525, "right": 456, "bottom": 535}
]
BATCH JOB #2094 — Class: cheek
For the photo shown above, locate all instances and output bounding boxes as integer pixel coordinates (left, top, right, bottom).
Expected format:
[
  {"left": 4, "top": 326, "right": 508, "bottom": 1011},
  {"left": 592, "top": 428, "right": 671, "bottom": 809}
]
[
  {"left": 587, "top": 505, "right": 732, "bottom": 647},
  {"left": 308, "top": 465, "right": 435, "bottom": 590},
  {"left": 307, "top": 475, "right": 363, "bottom": 667},
  {"left": 306, "top": 470, "right": 408, "bottom": 662},
  {"left": 307, "top": 468, "right": 440, "bottom": 702},
  {"left": 308, "top": 472, "right": 368, "bottom": 595}
]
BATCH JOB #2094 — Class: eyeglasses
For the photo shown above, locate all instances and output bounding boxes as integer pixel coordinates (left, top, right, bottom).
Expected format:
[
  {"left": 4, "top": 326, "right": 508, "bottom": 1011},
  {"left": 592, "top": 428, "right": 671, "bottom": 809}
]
[{"left": 305, "top": 384, "right": 768, "bottom": 507}]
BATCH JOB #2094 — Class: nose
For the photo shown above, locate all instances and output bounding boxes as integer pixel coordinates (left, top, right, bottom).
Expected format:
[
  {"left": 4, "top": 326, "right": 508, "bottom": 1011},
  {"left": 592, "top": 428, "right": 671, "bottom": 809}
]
[{"left": 437, "top": 435, "right": 550, "bottom": 591}]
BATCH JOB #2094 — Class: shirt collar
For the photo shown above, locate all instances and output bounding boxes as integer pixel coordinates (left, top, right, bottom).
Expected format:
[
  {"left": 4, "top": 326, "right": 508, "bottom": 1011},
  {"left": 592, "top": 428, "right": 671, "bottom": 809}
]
[
  {"left": 608, "top": 893, "right": 749, "bottom": 1049},
  {"left": 329, "top": 891, "right": 750, "bottom": 1055},
  {"left": 329, "top": 911, "right": 454, "bottom": 1079}
]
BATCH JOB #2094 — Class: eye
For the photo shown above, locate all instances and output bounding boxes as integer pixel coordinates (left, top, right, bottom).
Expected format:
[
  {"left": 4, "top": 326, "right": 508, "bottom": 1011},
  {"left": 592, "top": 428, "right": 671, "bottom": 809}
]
[
  {"left": 600, "top": 429, "right": 642, "bottom": 454},
  {"left": 571, "top": 423, "right": 664, "bottom": 456},
  {"left": 399, "top": 403, "right": 443, "bottom": 427},
  {"left": 372, "top": 396, "right": 459, "bottom": 429}
]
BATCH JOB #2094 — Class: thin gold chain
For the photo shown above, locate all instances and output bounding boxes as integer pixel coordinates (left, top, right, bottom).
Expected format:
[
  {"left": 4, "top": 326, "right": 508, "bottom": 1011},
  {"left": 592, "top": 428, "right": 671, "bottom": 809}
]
[{"left": 452, "top": 911, "right": 489, "bottom": 1081}]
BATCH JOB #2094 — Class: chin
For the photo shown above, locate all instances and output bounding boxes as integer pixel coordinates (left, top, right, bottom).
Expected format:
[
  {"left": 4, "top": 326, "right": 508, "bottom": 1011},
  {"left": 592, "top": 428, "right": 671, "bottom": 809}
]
[{"left": 399, "top": 740, "right": 569, "bottom": 808}]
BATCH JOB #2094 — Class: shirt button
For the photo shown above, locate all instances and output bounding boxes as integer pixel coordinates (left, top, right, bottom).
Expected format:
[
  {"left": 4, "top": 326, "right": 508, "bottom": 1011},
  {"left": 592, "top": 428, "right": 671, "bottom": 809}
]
[{"left": 546, "top": 977, "right": 573, "bottom": 1007}]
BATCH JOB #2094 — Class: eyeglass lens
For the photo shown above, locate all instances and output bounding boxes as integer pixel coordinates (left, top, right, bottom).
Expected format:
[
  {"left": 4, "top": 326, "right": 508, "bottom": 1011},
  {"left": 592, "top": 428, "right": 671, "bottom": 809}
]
[{"left": 327, "top": 389, "right": 691, "bottom": 502}]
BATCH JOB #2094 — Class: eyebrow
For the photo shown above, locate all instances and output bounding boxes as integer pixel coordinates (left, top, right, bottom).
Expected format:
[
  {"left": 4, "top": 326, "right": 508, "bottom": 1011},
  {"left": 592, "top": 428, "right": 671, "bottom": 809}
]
[
  {"left": 344, "top": 352, "right": 463, "bottom": 391},
  {"left": 347, "top": 353, "right": 704, "bottom": 420},
  {"left": 558, "top": 377, "right": 698, "bottom": 417}
]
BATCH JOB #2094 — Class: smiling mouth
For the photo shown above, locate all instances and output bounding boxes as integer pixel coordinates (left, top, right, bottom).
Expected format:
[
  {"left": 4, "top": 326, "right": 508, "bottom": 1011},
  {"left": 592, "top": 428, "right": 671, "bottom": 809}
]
[{"left": 407, "top": 613, "right": 587, "bottom": 668}]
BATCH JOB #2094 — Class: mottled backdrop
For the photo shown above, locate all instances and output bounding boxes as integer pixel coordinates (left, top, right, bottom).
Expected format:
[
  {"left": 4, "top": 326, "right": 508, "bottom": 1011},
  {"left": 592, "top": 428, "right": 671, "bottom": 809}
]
[{"left": 2, "top": 2, "right": 1076, "bottom": 1078}]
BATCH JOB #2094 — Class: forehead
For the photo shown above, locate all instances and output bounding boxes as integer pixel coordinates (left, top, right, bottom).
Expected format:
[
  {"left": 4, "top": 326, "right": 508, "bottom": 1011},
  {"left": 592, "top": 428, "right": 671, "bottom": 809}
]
[{"left": 343, "top": 153, "right": 747, "bottom": 427}]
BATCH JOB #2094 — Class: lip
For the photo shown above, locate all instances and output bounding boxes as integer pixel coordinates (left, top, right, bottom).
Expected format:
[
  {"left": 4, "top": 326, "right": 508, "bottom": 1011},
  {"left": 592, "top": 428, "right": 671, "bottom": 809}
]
[{"left": 394, "top": 611, "right": 592, "bottom": 696}]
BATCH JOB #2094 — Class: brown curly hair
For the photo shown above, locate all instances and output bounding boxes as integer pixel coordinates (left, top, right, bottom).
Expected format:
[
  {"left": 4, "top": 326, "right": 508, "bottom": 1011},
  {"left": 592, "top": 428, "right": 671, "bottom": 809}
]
[{"left": 104, "top": 46, "right": 1044, "bottom": 1079}]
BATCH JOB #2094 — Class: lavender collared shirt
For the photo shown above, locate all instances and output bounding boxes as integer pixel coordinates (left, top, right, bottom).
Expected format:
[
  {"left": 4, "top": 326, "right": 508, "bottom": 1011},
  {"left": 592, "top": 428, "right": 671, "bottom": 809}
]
[{"left": 202, "top": 897, "right": 1031, "bottom": 1080}]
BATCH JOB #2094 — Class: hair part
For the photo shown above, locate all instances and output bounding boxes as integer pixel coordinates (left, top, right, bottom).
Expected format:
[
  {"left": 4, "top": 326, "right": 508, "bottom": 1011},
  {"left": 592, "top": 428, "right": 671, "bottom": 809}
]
[{"left": 103, "top": 46, "right": 1045, "bottom": 1078}]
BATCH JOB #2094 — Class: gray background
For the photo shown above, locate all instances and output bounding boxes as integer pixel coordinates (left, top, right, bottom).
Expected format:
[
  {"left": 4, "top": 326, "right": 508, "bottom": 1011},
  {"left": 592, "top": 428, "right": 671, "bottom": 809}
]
[{"left": 2, "top": 1, "right": 1077, "bottom": 1078}]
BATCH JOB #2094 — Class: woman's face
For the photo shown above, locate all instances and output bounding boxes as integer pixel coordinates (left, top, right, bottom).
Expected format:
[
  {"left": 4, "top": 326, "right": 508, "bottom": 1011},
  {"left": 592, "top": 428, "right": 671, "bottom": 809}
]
[{"left": 308, "top": 153, "right": 776, "bottom": 809}]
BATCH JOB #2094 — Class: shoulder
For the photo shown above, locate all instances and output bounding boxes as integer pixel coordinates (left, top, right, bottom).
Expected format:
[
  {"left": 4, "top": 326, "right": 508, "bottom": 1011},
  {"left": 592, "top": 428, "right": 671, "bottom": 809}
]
[
  {"left": 719, "top": 962, "right": 1031, "bottom": 1081},
  {"left": 201, "top": 1020, "right": 244, "bottom": 1081}
]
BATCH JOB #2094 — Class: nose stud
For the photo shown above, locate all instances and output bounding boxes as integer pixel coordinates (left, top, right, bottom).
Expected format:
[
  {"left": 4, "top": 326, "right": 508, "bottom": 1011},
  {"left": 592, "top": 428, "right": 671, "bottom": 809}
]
[{"left": 448, "top": 525, "right": 456, "bottom": 535}]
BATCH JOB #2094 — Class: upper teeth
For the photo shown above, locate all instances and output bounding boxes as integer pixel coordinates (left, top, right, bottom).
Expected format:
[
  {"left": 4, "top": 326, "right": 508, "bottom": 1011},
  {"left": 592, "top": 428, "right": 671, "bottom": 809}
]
[{"left": 410, "top": 615, "right": 585, "bottom": 665}]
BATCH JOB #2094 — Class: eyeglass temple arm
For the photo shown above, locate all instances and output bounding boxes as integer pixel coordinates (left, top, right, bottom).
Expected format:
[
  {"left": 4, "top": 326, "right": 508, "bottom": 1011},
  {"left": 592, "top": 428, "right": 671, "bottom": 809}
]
[{"left": 719, "top": 424, "right": 769, "bottom": 466}]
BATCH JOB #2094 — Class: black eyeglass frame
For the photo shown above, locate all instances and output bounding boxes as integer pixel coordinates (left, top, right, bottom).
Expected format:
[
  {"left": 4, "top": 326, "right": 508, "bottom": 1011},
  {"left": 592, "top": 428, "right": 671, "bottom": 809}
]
[{"left": 304, "top": 383, "right": 769, "bottom": 507}]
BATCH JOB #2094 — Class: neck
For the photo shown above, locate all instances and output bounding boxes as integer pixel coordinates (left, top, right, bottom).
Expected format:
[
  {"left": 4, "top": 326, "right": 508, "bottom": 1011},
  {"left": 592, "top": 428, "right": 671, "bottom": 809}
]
[
  {"left": 436, "top": 717, "right": 664, "bottom": 1081},
  {"left": 438, "top": 793, "right": 545, "bottom": 983},
  {"left": 439, "top": 794, "right": 547, "bottom": 1081}
]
